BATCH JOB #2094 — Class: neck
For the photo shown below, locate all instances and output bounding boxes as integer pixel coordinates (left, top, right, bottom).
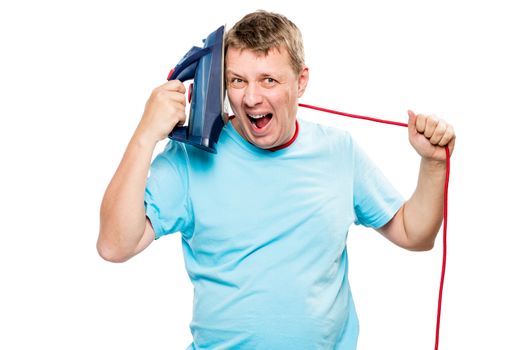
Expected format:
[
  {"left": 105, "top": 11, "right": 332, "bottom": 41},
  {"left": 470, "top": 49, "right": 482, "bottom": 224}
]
[
  {"left": 228, "top": 116, "right": 300, "bottom": 152},
  {"left": 267, "top": 120, "right": 299, "bottom": 152}
]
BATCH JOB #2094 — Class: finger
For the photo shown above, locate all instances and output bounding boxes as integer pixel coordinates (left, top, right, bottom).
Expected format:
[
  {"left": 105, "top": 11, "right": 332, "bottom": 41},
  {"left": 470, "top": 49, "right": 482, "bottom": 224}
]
[
  {"left": 438, "top": 125, "right": 455, "bottom": 147},
  {"left": 163, "top": 99, "right": 187, "bottom": 125},
  {"left": 162, "top": 79, "right": 187, "bottom": 93},
  {"left": 415, "top": 113, "right": 427, "bottom": 133},
  {"left": 423, "top": 115, "right": 439, "bottom": 139},
  {"left": 175, "top": 115, "right": 187, "bottom": 125},
  {"left": 447, "top": 136, "right": 456, "bottom": 155},
  {"left": 408, "top": 110, "right": 417, "bottom": 135},
  {"left": 169, "top": 91, "right": 187, "bottom": 105},
  {"left": 429, "top": 120, "right": 447, "bottom": 145}
]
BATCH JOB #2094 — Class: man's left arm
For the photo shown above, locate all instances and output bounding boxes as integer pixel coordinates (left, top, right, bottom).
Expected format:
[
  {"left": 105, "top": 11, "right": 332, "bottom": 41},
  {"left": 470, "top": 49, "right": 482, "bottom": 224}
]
[{"left": 378, "top": 110, "right": 455, "bottom": 251}]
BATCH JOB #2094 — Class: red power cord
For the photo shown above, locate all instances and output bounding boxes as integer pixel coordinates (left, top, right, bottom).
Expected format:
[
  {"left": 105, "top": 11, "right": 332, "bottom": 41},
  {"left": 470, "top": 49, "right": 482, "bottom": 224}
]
[{"left": 299, "top": 103, "right": 450, "bottom": 350}]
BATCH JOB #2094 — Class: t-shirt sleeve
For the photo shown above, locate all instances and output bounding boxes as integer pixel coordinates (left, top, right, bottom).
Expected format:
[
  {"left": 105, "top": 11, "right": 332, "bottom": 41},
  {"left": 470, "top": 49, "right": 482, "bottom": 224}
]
[
  {"left": 352, "top": 140, "right": 405, "bottom": 229},
  {"left": 144, "top": 141, "right": 194, "bottom": 239}
]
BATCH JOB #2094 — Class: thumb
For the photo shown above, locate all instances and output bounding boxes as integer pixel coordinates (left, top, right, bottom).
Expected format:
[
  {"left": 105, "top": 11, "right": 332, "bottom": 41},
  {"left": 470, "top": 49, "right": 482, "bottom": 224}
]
[{"left": 407, "top": 110, "right": 417, "bottom": 135}]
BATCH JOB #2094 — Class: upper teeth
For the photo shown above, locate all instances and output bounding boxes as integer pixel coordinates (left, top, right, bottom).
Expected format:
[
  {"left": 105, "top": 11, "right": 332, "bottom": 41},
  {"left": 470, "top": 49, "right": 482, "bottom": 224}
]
[{"left": 249, "top": 114, "right": 266, "bottom": 119}]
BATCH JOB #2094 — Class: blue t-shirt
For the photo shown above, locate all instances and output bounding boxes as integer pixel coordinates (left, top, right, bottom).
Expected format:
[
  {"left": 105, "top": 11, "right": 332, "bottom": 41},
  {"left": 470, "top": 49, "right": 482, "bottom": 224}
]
[{"left": 145, "top": 119, "right": 404, "bottom": 350}]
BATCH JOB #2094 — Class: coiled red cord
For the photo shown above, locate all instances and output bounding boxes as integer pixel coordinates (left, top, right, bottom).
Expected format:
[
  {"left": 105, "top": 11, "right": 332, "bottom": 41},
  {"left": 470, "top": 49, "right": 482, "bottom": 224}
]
[{"left": 299, "top": 103, "right": 449, "bottom": 350}]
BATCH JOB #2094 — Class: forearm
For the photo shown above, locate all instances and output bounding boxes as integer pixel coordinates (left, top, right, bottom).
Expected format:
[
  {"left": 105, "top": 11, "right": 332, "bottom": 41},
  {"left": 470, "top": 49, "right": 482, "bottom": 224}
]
[
  {"left": 403, "top": 158, "right": 447, "bottom": 249},
  {"left": 98, "top": 128, "right": 157, "bottom": 261}
]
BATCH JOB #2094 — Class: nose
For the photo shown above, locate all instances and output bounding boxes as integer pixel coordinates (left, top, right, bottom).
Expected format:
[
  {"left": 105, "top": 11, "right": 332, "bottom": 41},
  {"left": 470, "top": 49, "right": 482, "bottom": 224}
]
[{"left": 243, "top": 83, "right": 263, "bottom": 107}]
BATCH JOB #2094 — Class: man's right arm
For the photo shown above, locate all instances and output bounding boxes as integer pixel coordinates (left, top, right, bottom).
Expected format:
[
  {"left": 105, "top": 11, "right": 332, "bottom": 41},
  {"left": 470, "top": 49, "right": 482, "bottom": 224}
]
[{"left": 97, "top": 80, "right": 187, "bottom": 262}]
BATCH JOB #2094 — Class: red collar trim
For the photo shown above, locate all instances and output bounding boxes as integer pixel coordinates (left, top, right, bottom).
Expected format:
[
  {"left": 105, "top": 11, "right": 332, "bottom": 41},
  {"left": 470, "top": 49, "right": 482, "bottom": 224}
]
[
  {"left": 227, "top": 116, "right": 300, "bottom": 152},
  {"left": 268, "top": 120, "right": 299, "bottom": 152}
]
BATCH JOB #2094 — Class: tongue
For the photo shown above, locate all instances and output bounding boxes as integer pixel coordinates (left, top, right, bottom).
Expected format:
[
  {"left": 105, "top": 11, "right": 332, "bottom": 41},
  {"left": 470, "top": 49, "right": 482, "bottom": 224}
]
[{"left": 255, "top": 116, "right": 271, "bottom": 129}]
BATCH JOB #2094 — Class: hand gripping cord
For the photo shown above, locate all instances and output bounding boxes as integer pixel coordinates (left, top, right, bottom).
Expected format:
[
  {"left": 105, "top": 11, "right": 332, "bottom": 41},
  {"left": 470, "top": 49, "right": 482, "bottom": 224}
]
[{"left": 299, "top": 103, "right": 450, "bottom": 350}]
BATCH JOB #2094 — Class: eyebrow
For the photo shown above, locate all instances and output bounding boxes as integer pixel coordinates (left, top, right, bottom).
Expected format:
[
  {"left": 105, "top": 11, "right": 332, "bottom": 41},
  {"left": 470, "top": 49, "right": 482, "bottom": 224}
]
[{"left": 225, "top": 70, "right": 279, "bottom": 79}]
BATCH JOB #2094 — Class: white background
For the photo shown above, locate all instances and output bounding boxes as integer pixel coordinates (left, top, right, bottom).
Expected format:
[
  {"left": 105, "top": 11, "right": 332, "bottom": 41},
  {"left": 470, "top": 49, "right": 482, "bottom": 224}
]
[{"left": 1, "top": 0, "right": 522, "bottom": 349}]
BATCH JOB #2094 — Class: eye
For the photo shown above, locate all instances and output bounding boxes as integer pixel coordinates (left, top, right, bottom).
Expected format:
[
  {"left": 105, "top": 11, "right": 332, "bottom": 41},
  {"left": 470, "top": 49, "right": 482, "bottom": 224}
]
[
  {"left": 262, "top": 77, "right": 277, "bottom": 87},
  {"left": 228, "top": 77, "right": 246, "bottom": 88}
]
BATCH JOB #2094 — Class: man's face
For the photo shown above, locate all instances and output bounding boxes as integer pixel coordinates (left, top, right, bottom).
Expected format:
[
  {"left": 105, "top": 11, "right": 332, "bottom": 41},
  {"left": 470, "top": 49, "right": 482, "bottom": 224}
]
[{"left": 225, "top": 46, "right": 309, "bottom": 149}]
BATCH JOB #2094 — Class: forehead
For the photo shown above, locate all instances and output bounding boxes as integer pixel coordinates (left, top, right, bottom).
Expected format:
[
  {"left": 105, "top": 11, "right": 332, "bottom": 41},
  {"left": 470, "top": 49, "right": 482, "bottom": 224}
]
[{"left": 225, "top": 46, "right": 293, "bottom": 76}]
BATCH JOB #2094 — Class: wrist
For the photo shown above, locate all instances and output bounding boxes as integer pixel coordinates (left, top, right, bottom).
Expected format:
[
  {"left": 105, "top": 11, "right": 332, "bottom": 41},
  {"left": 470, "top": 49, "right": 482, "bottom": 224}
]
[
  {"left": 420, "top": 157, "right": 447, "bottom": 172},
  {"left": 132, "top": 124, "right": 160, "bottom": 149}
]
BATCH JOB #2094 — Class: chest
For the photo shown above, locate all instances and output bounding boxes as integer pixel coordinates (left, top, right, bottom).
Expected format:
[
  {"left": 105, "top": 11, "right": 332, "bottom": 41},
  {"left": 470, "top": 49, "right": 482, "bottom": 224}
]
[{"left": 186, "top": 151, "right": 355, "bottom": 262}]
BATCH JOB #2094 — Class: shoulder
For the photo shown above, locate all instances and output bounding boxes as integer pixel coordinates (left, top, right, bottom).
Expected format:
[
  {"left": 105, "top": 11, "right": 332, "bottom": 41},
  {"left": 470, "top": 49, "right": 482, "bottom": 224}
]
[
  {"left": 150, "top": 140, "right": 190, "bottom": 174},
  {"left": 298, "top": 119, "right": 356, "bottom": 153},
  {"left": 300, "top": 118, "right": 353, "bottom": 139}
]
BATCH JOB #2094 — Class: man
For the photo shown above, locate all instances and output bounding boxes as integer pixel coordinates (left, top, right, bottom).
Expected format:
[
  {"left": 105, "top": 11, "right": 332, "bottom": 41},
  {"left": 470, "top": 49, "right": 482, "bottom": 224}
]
[{"left": 98, "top": 10, "right": 455, "bottom": 350}]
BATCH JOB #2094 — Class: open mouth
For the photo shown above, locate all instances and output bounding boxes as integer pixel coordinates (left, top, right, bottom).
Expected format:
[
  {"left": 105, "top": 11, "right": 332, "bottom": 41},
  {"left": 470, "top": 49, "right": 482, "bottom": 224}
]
[{"left": 248, "top": 113, "right": 273, "bottom": 129}]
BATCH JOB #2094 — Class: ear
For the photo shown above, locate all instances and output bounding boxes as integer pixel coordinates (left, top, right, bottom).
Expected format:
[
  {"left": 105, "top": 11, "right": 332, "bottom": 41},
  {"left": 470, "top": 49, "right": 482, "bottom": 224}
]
[{"left": 297, "top": 65, "right": 309, "bottom": 98}]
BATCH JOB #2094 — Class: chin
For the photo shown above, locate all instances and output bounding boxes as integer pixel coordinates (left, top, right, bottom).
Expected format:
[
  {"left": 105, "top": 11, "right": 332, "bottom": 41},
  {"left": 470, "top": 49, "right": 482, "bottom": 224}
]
[{"left": 251, "top": 138, "right": 274, "bottom": 149}]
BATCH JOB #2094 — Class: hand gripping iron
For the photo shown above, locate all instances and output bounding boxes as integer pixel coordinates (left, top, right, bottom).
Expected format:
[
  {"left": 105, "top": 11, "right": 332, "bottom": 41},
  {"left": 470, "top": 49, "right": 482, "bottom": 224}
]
[{"left": 167, "top": 25, "right": 227, "bottom": 153}]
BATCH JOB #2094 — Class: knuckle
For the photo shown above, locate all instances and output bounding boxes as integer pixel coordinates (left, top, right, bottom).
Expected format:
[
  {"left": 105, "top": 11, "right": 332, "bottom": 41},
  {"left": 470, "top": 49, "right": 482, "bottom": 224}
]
[
  {"left": 170, "top": 80, "right": 186, "bottom": 93},
  {"left": 151, "top": 87, "right": 165, "bottom": 100},
  {"left": 430, "top": 136, "right": 441, "bottom": 145}
]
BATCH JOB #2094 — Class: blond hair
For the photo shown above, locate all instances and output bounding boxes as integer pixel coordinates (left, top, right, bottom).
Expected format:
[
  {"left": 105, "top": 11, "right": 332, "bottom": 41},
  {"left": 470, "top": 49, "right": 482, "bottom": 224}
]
[{"left": 225, "top": 10, "right": 305, "bottom": 75}]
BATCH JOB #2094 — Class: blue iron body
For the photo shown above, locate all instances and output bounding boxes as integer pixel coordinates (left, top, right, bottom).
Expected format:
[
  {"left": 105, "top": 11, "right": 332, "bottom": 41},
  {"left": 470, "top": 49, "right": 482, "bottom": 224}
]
[{"left": 167, "top": 25, "right": 226, "bottom": 153}]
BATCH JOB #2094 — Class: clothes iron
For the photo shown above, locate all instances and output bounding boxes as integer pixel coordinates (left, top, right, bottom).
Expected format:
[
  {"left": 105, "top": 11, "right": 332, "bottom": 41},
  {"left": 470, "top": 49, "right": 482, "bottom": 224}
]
[{"left": 167, "top": 25, "right": 227, "bottom": 153}]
